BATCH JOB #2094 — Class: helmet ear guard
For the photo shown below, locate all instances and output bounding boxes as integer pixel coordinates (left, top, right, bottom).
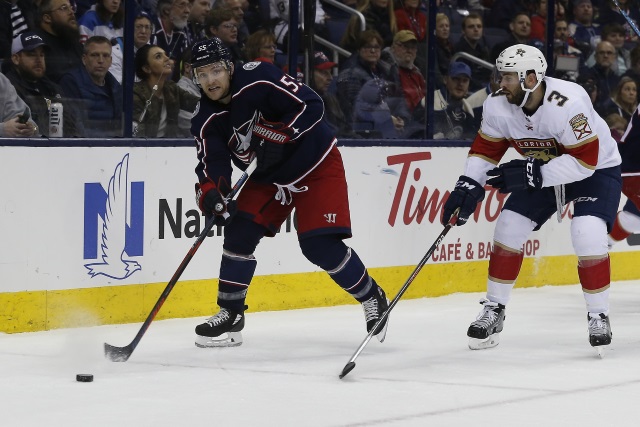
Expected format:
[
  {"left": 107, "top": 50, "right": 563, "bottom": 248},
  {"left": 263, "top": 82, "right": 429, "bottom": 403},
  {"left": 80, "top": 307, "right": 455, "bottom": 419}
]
[{"left": 495, "top": 44, "right": 547, "bottom": 107}]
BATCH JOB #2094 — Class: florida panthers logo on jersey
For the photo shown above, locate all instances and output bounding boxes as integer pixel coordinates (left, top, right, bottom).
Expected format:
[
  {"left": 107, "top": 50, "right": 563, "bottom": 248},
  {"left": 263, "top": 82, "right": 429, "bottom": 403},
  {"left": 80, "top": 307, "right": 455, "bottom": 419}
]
[
  {"left": 514, "top": 138, "right": 559, "bottom": 161},
  {"left": 569, "top": 113, "right": 592, "bottom": 140},
  {"left": 230, "top": 110, "right": 260, "bottom": 163}
]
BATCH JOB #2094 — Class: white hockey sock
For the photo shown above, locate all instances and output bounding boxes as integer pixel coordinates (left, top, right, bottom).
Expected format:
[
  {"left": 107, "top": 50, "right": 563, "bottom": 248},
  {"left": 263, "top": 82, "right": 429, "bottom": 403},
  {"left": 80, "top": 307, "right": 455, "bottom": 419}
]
[
  {"left": 486, "top": 280, "right": 514, "bottom": 306},
  {"left": 584, "top": 288, "right": 610, "bottom": 316}
]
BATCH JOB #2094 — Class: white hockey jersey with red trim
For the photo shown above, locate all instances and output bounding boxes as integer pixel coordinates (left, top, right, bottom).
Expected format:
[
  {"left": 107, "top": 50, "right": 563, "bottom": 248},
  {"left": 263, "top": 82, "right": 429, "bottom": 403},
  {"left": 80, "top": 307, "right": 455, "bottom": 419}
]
[{"left": 463, "top": 76, "right": 621, "bottom": 187}]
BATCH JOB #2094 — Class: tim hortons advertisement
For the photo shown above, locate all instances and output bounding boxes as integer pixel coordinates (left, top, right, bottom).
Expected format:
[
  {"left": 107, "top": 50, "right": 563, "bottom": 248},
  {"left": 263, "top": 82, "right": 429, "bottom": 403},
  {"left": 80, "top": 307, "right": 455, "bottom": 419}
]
[{"left": 0, "top": 145, "right": 634, "bottom": 293}]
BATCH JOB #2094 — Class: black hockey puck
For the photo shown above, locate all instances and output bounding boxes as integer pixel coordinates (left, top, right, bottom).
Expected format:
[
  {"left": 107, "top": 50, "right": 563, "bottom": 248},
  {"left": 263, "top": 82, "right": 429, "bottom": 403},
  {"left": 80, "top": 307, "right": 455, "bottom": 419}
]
[{"left": 76, "top": 374, "right": 93, "bottom": 382}]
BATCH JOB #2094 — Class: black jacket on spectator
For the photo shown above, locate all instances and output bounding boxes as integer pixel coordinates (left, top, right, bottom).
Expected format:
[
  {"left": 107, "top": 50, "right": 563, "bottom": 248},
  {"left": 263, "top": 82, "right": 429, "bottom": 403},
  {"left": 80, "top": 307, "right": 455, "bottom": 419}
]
[
  {"left": 336, "top": 54, "right": 410, "bottom": 129},
  {"left": 59, "top": 67, "right": 124, "bottom": 138},
  {"left": 580, "top": 63, "right": 621, "bottom": 117},
  {"left": 485, "top": 0, "right": 529, "bottom": 31},
  {"left": 4, "top": 66, "right": 82, "bottom": 137},
  {"left": 453, "top": 37, "right": 492, "bottom": 91},
  {"left": 34, "top": 28, "right": 83, "bottom": 83}
]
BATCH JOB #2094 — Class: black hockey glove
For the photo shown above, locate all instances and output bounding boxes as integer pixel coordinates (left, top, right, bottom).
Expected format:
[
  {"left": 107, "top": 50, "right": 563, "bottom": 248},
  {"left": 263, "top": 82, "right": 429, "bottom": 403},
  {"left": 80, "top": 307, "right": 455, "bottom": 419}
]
[
  {"left": 486, "top": 157, "right": 543, "bottom": 194},
  {"left": 195, "top": 179, "right": 237, "bottom": 226},
  {"left": 442, "top": 175, "right": 485, "bottom": 226},
  {"left": 252, "top": 118, "right": 294, "bottom": 175}
]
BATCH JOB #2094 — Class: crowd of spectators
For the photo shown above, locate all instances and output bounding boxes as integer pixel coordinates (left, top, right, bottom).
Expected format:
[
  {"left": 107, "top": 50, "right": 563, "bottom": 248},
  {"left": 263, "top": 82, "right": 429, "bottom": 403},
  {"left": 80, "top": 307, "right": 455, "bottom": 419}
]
[{"left": 0, "top": 0, "right": 638, "bottom": 140}]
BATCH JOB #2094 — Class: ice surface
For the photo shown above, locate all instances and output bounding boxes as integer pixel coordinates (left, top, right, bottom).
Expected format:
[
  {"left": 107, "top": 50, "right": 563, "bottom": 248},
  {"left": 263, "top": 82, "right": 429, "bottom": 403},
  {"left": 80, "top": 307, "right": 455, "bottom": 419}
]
[{"left": 3, "top": 282, "right": 640, "bottom": 426}]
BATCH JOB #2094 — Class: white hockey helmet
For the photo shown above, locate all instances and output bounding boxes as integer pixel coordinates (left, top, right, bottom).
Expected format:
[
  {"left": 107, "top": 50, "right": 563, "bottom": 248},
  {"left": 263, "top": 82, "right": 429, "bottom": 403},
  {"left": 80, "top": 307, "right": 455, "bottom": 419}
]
[{"left": 496, "top": 44, "right": 547, "bottom": 106}]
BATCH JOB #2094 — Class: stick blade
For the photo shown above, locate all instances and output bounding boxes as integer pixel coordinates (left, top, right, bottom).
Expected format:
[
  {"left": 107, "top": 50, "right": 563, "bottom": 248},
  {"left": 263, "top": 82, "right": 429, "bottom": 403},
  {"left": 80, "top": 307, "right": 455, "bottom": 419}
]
[
  {"left": 104, "top": 342, "right": 133, "bottom": 362},
  {"left": 339, "top": 362, "right": 356, "bottom": 379}
]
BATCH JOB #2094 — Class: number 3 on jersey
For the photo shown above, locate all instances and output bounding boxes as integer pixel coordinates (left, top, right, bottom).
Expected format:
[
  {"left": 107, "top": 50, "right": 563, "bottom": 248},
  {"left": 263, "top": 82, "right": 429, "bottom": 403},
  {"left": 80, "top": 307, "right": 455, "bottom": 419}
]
[
  {"left": 547, "top": 90, "right": 568, "bottom": 106},
  {"left": 280, "top": 74, "right": 301, "bottom": 93}
]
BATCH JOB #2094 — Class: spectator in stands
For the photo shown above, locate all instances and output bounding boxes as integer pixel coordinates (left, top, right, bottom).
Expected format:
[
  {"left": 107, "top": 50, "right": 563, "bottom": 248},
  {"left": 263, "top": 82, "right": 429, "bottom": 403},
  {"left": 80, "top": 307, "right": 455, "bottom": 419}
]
[
  {"left": 77, "top": 0, "right": 124, "bottom": 83},
  {"left": 394, "top": 0, "right": 426, "bottom": 42},
  {"left": 243, "top": 29, "right": 277, "bottom": 63},
  {"left": 353, "top": 78, "right": 403, "bottom": 138},
  {"left": 132, "top": 44, "right": 199, "bottom": 137},
  {"left": 215, "top": 0, "right": 249, "bottom": 45},
  {"left": 622, "top": 44, "right": 640, "bottom": 88},
  {"left": 432, "top": 61, "right": 477, "bottom": 140},
  {"left": 152, "top": 0, "right": 190, "bottom": 81},
  {"left": 490, "top": 12, "right": 532, "bottom": 63},
  {"left": 435, "top": 13, "right": 454, "bottom": 85},
  {"left": 568, "top": 0, "right": 600, "bottom": 59},
  {"left": 35, "top": 0, "right": 83, "bottom": 82},
  {"left": 59, "top": 36, "right": 122, "bottom": 137},
  {"left": 185, "top": 0, "right": 210, "bottom": 46},
  {"left": 336, "top": 30, "right": 409, "bottom": 134},
  {"left": 485, "top": 0, "right": 528, "bottom": 31},
  {"left": 577, "top": 73, "right": 599, "bottom": 104},
  {"left": 380, "top": 30, "right": 425, "bottom": 116},
  {"left": 580, "top": 40, "right": 620, "bottom": 115},
  {"left": 269, "top": 0, "right": 326, "bottom": 49},
  {"left": 0, "top": 72, "right": 39, "bottom": 137},
  {"left": 454, "top": 13, "right": 492, "bottom": 91},
  {"left": 6, "top": 31, "right": 81, "bottom": 136},
  {"left": 205, "top": 8, "right": 246, "bottom": 66},
  {"left": 341, "top": 0, "right": 397, "bottom": 52},
  {"left": 603, "top": 76, "right": 638, "bottom": 123},
  {"left": 553, "top": 18, "right": 583, "bottom": 82},
  {"left": 310, "top": 51, "right": 355, "bottom": 138},
  {"left": 134, "top": 13, "right": 154, "bottom": 54},
  {"left": 176, "top": 48, "right": 199, "bottom": 137},
  {"left": 530, "top": 0, "right": 565, "bottom": 42},
  {"left": 584, "top": 24, "right": 630, "bottom": 76},
  {"left": 605, "top": 112, "right": 627, "bottom": 142},
  {"left": 0, "top": 0, "right": 30, "bottom": 61}
]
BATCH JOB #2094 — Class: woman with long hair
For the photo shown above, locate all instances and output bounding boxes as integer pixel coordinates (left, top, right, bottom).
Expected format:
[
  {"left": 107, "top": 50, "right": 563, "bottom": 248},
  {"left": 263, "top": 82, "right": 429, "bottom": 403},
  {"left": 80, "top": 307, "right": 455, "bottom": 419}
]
[
  {"left": 435, "top": 13, "right": 453, "bottom": 84},
  {"left": 133, "top": 44, "right": 200, "bottom": 138},
  {"left": 341, "top": 0, "right": 398, "bottom": 52},
  {"left": 606, "top": 76, "right": 638, "bottom": 122},
  {"left": 243, "top": 29, "right": 278, "bottom": 63}
]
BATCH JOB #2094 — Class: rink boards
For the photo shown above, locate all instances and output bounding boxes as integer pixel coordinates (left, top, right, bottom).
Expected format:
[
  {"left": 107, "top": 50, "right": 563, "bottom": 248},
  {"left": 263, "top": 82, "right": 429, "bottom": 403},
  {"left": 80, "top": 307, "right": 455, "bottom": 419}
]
[{"left": 1, "top": 145, "right": 638, "bottom": 332}]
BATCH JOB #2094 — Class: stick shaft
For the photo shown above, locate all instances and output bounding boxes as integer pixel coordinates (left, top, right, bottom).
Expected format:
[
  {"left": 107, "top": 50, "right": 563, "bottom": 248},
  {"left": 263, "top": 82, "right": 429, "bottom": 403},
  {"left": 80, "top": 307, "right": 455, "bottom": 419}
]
[
  {"left": 342, "top": 221, "right": 454, "bottom": 368},
  {"left": 105, "top": 160, "right": 256, "bottom": 361}
]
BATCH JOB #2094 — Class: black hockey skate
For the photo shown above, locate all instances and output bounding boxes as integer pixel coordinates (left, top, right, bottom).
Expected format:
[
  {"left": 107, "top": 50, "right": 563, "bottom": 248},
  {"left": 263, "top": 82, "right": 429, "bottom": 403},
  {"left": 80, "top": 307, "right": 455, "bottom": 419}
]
[
  {"left": 467, "top": 298, "right": 505, "bottom": 350},
  {"left": 195, "top": 306, "right": 246, "bottom": 348},
  {"left": 361, "top": 285, "right": 390, "bottom": 342},
  {"left": 588, "top": 313, "right": 612, "bottom": 357}
]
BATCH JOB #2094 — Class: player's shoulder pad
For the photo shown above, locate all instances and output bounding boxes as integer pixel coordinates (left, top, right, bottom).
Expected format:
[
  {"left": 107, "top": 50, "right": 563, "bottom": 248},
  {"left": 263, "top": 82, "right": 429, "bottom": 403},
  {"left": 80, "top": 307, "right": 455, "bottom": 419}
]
[
  {"left": 233, "top": 61, "right": 285, "bottom": 84},
  {"left": 543, "top": 77, "right": 588, "bottom": 109}
]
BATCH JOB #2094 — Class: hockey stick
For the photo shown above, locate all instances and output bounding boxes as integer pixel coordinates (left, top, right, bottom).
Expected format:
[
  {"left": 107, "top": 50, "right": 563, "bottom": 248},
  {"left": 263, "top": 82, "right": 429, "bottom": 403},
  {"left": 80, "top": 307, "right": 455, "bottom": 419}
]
[
  {"left": 612, "top": 0, "right": 640, "bottom": 38},
  {"left": 338, "top": 210, "right": 459, "bottom": 379},
  {"left": 104, "top": 159, "right": 258, "bottom": 362}
]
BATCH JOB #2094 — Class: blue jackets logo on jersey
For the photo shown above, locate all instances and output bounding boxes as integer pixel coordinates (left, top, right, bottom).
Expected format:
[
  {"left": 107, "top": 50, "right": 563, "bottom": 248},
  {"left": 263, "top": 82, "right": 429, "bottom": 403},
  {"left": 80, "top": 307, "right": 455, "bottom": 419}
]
[
  {"left": 231, "top": 111, "right": 259, "bottom": 163},
  {"left": 83, "top": 154, "right": 144, "bottom": 280}
]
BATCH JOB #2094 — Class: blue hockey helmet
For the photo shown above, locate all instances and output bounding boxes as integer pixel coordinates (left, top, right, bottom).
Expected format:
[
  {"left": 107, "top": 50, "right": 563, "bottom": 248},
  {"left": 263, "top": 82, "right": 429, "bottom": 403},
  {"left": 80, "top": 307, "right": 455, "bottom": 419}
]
[{"left": 191, "top": 37, "right": 231, "bottom": 69}]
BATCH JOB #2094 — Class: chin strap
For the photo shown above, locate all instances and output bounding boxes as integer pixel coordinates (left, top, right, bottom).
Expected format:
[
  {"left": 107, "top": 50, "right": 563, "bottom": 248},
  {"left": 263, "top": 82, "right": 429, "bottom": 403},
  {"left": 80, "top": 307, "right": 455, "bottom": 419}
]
[{"left": 518, "top": 78, "right": 543, "bottom": 107}]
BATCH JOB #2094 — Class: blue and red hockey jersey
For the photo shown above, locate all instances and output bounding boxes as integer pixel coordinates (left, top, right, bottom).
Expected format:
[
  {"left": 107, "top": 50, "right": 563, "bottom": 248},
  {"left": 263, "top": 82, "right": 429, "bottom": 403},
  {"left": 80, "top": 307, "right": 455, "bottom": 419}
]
[{"left": 191, "top": 60, "right": 337, "bottom": 189}]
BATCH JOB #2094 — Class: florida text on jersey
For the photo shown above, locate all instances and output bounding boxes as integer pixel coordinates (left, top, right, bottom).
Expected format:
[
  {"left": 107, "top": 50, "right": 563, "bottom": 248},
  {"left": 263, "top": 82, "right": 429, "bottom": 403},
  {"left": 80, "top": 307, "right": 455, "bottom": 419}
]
[{"left": 465, "top": 76, "right": 621, "bottom": 186}]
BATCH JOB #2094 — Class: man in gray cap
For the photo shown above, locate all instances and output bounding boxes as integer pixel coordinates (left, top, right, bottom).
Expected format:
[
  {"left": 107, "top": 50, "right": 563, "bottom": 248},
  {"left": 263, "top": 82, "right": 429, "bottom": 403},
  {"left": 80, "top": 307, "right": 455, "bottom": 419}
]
[{"left": 6, "top": 31, "right": 82, "bottom": 137}]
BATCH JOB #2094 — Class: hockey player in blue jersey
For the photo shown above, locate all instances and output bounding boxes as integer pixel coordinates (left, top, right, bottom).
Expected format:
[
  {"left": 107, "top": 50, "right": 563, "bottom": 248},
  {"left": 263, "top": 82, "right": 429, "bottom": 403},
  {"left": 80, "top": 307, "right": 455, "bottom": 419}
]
[
  {"left": 608, "top": 105, "right": 640, "bottom": 246},
  {"left": 189, "top": 37, "right": 389, "bottom": 347}
]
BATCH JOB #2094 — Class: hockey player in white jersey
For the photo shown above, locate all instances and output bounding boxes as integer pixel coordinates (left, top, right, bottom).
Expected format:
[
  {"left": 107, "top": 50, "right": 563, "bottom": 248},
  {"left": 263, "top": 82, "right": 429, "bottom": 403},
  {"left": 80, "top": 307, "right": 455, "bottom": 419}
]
[{"left": 441, "top": 44, "right": 622, "bottom": 353}]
